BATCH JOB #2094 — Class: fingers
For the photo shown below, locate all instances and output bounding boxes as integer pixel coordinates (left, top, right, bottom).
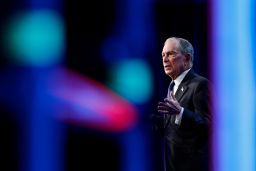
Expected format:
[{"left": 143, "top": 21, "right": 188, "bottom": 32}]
[
  {"left": 164, "top": 98, "right": 170, "bottom": 103},
  {"left": 157, "top": 102, "right": 168, "bottom": 113},
  {"left": 167, "top": 91, "right": 176, "bottom": 101},
  {"left": 158, "top": 102, "right": 167, "bottom": 106},
  {"left": 157, "top": 101, "right": 176, "bottom": 114},
  {"left": 164, "top": 98, "right": 175, "bottom": 105},
  {"left": 159, "top": 101, "right": 175, "bottom": 107},
  {"left": 164, "top": 92, "right": 176, "bottom": 104},
  {"left": 158, "top": 102, "right": 169, "bottom": 110},
  {"left": 157, "top": 110, "right": 169, "bottom": 114}
]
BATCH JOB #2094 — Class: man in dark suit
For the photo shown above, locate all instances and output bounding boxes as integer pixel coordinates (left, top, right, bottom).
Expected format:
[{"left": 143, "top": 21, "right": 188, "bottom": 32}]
[{"left": 156, "top": 37, "right": 211, "bottom": 171}]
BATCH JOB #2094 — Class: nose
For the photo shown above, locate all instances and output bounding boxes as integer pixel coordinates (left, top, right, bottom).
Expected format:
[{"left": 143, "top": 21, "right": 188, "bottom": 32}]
[{"left": 163, "top": 56, "right": 169, "bottom": 62}]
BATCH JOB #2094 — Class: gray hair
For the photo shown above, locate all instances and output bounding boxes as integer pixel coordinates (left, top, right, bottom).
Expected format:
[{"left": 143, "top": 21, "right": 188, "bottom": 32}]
[{"left": 167, "top": 37, "right": 194, "bottom": 64}]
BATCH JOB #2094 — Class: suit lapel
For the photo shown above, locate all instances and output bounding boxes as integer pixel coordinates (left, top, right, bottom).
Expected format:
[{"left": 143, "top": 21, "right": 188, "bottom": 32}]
[
  {"left": 175, "top": 84, "right": 188, "bottom": 101},
  {"left": 169, "top": 69, "right": 196, "bottom": 125},
  {"left": 175, "top": 69, "right": 195, "bottom": 101}
]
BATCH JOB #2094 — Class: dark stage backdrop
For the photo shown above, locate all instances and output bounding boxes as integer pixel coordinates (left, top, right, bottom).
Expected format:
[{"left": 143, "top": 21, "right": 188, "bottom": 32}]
[
  {"left": 0, "top": 0, "right": 209, "bottom": 170},
  {"left": 64, "top": 0, "right": 209, "bottom": 170}
]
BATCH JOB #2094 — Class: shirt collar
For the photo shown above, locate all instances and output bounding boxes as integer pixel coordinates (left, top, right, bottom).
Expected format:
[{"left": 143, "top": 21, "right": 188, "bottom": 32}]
[{"left": 173, "top": 68, "right": 191, "bottom": 86}]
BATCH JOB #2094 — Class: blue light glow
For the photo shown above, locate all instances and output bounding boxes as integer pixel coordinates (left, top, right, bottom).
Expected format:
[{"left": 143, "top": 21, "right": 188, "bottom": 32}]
[
  {"left": 108, "top": 59, "right": 153, "bottom": 104},
  {"left": 212, "top": 0, "right": 256, "bottom": 170},
  {"left": 5, "top": 10, "right": 65, "bottom": 66}
]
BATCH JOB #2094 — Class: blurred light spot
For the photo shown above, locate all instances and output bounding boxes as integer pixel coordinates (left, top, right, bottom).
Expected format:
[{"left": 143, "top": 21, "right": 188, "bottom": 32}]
[
  {"left": 108, "top": 59, "right": 153, "bottom": 104},
  {"left": 4, "top": 10, "right": 65, "bottom": 66},
  {"left": 48, "top": 68, "right": 137, "bottom": 132}
]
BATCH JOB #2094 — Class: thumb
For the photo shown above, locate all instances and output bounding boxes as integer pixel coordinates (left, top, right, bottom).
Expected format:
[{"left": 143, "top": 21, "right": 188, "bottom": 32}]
[{"left": 170, "top": 91, "right": 176, "bottom": 100}]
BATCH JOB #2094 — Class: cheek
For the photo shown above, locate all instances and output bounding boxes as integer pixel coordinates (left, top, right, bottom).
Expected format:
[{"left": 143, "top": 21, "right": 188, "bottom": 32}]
[
  {"left": 170, "top": 58, "right": 178, "bottom": 65},
  {"left": 173, "top": 59, "right": 184, "bottom": 69}
]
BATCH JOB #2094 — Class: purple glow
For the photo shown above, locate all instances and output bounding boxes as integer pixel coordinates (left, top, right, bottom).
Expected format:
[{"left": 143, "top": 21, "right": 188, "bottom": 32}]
[{"left": 48, "top": 68, "right": 138, "bottom": 132}]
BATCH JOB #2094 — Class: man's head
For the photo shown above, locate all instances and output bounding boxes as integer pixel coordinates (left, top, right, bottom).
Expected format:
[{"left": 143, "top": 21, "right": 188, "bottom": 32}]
[{"left": 162, "top": 37, "right": 194, "bottom": 80}]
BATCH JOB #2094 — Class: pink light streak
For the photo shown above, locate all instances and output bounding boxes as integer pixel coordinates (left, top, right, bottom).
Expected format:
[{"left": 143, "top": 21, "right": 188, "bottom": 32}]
[{"left": 48, "top": 68, "right": 138, "bottom": 132}]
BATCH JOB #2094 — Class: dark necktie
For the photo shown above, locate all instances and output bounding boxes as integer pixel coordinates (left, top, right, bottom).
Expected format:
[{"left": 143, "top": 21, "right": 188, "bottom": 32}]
[{"left": 167, "top": 81, "right": 175, "bottom": 98}]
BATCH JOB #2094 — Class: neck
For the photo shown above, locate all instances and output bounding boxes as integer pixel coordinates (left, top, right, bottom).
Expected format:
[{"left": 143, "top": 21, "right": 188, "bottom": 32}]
[{"left": 170, "top": 67, "right": 191, "bottom": 80}]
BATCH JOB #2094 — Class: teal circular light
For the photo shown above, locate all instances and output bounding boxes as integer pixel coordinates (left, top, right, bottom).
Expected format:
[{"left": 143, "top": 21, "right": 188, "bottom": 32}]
[
  {"left": 108, "top": 59, "right": 153, "bottom": 104},
  {"left": 5, "top": 10, "right": 65, "bottom": 66}
]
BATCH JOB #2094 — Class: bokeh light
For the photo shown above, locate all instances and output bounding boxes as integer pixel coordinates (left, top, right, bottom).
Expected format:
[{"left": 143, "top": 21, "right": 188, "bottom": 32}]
[
  {"left": 48, "top": 68, "right": 138, "bottom": 132},
  {"left": 4, "top": 10, "right": 65, "bottom": 66},
  {"left": 108, "top": 59, "right": 153, "bottom": 104}
]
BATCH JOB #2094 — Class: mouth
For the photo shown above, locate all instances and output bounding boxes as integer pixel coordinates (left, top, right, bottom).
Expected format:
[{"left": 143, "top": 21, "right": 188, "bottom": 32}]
[{"left": 164, "top": 65, "right": 172, "bottom": 69}]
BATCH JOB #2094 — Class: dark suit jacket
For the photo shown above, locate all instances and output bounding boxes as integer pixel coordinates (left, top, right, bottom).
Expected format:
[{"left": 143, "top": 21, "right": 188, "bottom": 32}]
[{"left": 154, "top": 69, "right": 211, "bottom": 171}]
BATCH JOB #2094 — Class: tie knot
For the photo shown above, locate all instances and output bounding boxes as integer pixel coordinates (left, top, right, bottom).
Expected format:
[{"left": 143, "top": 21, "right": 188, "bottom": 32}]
[{"left": 169, "top": 81, "right": 175, "bottom": 91}]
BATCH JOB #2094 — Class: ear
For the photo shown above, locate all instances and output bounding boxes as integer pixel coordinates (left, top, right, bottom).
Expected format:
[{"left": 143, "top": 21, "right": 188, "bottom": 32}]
[{"left": 185, "top": 53, "right": 191, "bottom": 62}]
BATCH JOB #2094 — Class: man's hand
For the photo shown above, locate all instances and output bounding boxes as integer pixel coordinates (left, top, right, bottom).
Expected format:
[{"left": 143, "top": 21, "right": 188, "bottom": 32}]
[{"left": 157, "top": 91, "right": 182, "bottom": 115}]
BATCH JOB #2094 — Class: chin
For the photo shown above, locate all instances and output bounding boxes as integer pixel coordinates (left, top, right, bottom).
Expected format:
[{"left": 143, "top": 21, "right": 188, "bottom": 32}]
[{"left": 165, "top": 71, "right": 173, "bottom": 77}]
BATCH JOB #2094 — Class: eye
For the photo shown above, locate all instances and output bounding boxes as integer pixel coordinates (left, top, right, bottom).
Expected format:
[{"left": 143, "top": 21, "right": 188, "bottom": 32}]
[
  {"left": 162, "top": 51, "right": 178, "bottom": 58},
  {"left": 170, "top": 51, "right": 178, "bottom": 56}
]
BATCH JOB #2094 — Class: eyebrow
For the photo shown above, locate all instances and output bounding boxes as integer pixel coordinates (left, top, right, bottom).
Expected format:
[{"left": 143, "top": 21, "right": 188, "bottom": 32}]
[{"left": 162, "top": 50, "right": 178, "bottom": 56}]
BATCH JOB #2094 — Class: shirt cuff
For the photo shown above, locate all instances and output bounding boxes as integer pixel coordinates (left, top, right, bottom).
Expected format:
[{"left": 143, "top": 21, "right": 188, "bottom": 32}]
[{"left": 175, "top": 107, "right": 184, "bottom": 125}]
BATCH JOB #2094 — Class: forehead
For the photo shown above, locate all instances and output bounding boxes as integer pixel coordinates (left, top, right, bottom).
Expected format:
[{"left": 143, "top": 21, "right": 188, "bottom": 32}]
[{"left": 162, "top": 39, "right": 179, "bottom": 52}]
